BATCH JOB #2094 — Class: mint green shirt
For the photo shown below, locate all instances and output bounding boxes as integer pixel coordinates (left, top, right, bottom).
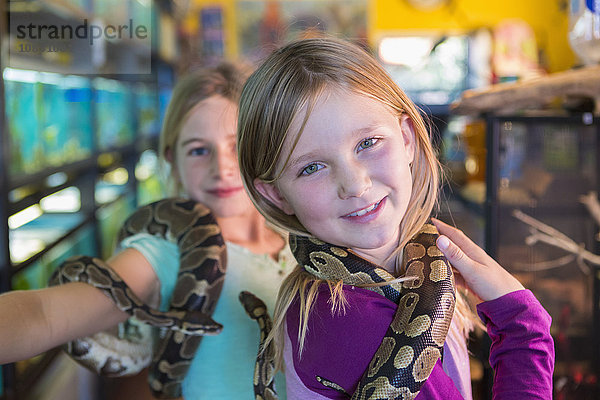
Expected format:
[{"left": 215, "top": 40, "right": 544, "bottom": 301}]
[{"left": 120, "top": 234, "right": 292, "bottom": 399}]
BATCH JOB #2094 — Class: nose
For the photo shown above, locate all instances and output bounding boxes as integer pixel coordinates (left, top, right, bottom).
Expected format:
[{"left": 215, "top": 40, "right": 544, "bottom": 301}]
[
  {"left": 211, "top": 146, "right": 236, "bottom": 179},
  {"left": 337, "top": 161, "right": 371, "bottom": 199}
]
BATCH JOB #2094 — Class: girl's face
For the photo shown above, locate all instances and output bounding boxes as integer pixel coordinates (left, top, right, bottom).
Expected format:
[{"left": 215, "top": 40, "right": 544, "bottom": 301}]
[
  {"left": 256, "top": 89, "right": 416, "bottom": 267},
  {"left": 174, "top": 95, "right": 255, "bottom": 219}
]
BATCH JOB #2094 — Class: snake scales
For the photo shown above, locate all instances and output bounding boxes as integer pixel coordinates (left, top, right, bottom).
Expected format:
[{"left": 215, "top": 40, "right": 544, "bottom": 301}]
[
  {"left": 241, "top": 222, "right": 455, "bottom": 400},
  {"left": 48, "top": 198, "right": 227, "bottom": 398}
]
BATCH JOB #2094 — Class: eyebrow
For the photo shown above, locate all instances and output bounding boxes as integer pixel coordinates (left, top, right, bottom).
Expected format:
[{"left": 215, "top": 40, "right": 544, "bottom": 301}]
[
  {"left": 179, "top": 132, "right": 236, "bottom": 147},
  {"left": 286, "top": 124, "right": 382, "bottom": 170},
  {"left": 179, "top": 138, "right": 205, "bottom": 147}
]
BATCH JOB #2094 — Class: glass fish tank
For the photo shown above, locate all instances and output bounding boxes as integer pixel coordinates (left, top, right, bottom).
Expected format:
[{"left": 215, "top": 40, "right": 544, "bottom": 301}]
[
  {"left": 136, "top": 149, "right": 165, "bottom": 206},
  {"left": 11, "top": 225, "right": 95, "bottom": 291},
  {"left": 3, "top": 68, "right": 93, "bottom": 176},
  {"left": 96, "top": 184, "right": 136, "bottom": 259},
  {"left": 135, "top": 83, "right": 160, "bottom": 139},
  {"left": 93, "top": 78, "right": 135, "bottom": 151}
]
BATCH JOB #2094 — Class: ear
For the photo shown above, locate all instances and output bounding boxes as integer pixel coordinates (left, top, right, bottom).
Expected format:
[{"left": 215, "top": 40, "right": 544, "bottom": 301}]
[
  {"left": 399, "top": 114, "right": 416, "bottom": 164},
  {"left": 253, "top": 178, "right": 295, "bottom": 215},
  {"left": 164, "top": 146, "right": 181, "bottom": 186},
  {"left": 164, "top": 146, "right": 174, "bottom": 163}
]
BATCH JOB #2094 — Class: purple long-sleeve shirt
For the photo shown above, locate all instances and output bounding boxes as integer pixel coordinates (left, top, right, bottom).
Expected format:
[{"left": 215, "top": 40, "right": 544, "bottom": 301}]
[{"left": 283, "top": 286, "right": 554, "bottom": 399}]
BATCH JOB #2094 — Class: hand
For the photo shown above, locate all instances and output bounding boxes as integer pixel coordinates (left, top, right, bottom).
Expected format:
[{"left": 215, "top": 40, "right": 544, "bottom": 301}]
[{"left": 432, "top": 218, "right": 525, "bottom": 303}]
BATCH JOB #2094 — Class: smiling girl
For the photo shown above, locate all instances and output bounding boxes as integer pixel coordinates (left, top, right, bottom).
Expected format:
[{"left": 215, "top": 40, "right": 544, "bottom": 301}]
[
  {"left": 0, "top": 63, "right": 292, "bottom": 399},
  {"left": 237, "top": 37, "right": 554, "bottom": 399}
]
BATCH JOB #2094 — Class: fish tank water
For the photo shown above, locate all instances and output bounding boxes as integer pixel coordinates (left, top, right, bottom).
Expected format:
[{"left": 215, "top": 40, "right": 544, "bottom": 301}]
[
  {"left": 3, "top": 69, "right": 93, "bottom": 176},
  {"left": 94, "top": 78, "right": 135, "bottom": 151}
]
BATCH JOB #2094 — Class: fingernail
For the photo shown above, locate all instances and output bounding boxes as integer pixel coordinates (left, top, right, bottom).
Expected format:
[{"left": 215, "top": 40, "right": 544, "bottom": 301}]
[{"left": 437, "top": 235, "right": 450, "bottom": 250}]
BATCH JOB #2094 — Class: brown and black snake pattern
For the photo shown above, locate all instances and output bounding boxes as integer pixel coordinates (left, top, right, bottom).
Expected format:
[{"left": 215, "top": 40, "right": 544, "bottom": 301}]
[
  {"left": 241, "top": 222, "right": 455, "bottom": 400},
  {"left": 239, "top": 291, "right": 278, "bottom": 400},
  {"left": 48, "top": 198, "right": 227, "bottom": 399}
]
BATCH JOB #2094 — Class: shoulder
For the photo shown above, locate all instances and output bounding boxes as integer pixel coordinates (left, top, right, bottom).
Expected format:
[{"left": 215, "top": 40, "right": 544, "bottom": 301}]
[
  {"left": 119, "top": 232, "right": 179, "bottom": 260},
  {"left": 288, "top": 284, "right": 396, "bottom": 334},
  {"left": 286, "top": 285, "right": 396, "bottom": 395}
]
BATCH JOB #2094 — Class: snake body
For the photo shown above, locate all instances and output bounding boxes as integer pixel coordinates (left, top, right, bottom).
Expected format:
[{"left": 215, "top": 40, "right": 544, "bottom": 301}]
[
  {"left": 49, "top": 198, "right": 227, "bottom": 398},
  {"left": 241, "top": 222, "right": 455, "bottom": 400}
]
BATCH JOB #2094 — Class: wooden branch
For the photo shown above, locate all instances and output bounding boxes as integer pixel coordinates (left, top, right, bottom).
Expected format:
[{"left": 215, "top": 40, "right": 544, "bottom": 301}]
[
  {"left": 451, "top": 64, "right": 600, "bottom": 115},
  {"left": 512, "top": 254, "right": 576, "bottom": 272},
  {"left": 580, "top": 191, "right": 600, "bottom": 227},
  {"left": 512, "top": 209, "right": 600, "bottom": 270}
]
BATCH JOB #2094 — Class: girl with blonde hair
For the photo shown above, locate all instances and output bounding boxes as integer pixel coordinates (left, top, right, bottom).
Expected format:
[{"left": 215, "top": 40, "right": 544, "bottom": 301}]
[
  {"left": 0, "top": 62, "right": 292, "bottom": 399},
  {"left": 237, "top": 37, "right": 554, "bottom": 399}
]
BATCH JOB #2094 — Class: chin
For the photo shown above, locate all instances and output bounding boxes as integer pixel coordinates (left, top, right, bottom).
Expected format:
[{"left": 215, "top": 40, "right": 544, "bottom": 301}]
[{"left": 214, "top": 205, "right": 254, "bottom": 220}]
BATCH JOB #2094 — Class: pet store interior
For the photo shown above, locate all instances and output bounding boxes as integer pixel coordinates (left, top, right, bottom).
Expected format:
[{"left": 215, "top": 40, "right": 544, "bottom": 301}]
[{"left": 0, "top": 0, "right": 599, "bottom": 399}]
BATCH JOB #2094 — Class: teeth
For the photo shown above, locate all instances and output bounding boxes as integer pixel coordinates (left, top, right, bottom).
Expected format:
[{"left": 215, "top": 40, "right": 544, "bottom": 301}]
[{"left": 348, "top": 201, "right": 380, "bottom": 217}]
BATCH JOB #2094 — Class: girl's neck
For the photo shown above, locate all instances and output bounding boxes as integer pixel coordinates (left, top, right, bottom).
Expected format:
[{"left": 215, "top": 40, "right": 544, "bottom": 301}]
[
  {"left": 216, "top": 211, "right": 285, "bottom": 260},
  {"left": 351, "top": 247, "right": 398, "bottom": 275}
]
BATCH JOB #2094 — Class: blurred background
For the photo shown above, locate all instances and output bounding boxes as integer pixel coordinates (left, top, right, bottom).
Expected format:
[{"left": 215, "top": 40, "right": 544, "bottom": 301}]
[{"left": 0, "top": 0, "right": 599, "bottom": 399}]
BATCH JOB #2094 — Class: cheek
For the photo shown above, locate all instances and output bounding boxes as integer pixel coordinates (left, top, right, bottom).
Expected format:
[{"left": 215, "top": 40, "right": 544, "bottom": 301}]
[
  {"left": 179, "top": 159, "right": 208, "bottom": 186},
  {"left": 288, "top": 184, "right": 329, "bottom": 221}
]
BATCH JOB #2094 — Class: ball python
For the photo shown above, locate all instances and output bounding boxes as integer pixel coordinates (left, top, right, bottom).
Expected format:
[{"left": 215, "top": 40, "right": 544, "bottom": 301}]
[
  {"left": 48, "top": 198, "right": 227, "bottom": 398},
  {"left": 241, "top": 222, "right": 455, "bottom": 400}
]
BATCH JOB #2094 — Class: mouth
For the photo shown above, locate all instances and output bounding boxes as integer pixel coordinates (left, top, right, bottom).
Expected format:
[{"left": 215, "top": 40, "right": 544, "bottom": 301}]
[
  {"left": 343, "top": 197, "right": 385, "bottom": 219},
  {"left": 207, "top": 187, "right": 243, "bottom": 198}
]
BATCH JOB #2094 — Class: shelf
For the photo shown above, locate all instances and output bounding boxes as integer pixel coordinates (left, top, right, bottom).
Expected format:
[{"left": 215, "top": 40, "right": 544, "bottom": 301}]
[
  {"left": 8, "top": 158, "right": 96, "bottom": 192},
  {"left": 451, "top": 65, "right": 600, "bottom": 116},
  {"left": 1, "top": 1, "right": 175, "bottom": 396},
  {"left": 10, "top": 213, "right": 93, "bottom": 274}
]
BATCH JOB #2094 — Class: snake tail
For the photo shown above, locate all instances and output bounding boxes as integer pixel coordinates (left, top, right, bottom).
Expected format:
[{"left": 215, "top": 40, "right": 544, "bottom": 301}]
[{"left": 239, "top": 290, "right": 279, "bottom": 400}]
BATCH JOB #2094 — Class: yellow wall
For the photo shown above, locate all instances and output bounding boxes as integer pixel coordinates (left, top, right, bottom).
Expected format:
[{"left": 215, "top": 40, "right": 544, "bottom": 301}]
[
  {"left": 371, "top": 0, "right": 576, "bottom": 72},
  {"left": 188, "top": 0, "right": 576, "bottom": 73}
]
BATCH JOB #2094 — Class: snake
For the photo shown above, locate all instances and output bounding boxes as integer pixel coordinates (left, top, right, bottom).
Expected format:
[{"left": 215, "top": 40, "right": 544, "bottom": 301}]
[
  {"left": 48, "top": 198, "right": 227, "bottom": 398},
  {"left": 241, "top": 222, "right": 455, "bottom": 400}
]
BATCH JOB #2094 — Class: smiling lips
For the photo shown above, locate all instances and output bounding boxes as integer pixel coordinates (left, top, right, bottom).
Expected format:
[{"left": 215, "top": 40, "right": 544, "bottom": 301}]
[
  {"left": 342, "top": 198, "right": 385, "bottom": 220},
  {"left": 208, "top": 187, "right": 243, "bottom": 198}
]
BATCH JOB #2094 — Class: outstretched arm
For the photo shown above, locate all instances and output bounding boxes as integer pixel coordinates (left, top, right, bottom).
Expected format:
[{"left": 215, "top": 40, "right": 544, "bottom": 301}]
[{"left": 0, "top": 248, "right": 159, "bottom": 364}]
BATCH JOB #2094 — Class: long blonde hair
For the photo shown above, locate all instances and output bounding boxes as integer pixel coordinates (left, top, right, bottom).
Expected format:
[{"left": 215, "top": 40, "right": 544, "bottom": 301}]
[
  {"left": 237, "top": 36, "right": 474, "bottom": 368},
  {"left": 159, "top": 62, "right": 250, "bottom": 195}
]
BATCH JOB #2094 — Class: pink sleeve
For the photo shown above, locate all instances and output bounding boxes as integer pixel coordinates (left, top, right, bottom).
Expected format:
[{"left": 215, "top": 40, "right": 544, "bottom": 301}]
[{"left": 477, "top": 289, "right": 555, "bottom": 400}]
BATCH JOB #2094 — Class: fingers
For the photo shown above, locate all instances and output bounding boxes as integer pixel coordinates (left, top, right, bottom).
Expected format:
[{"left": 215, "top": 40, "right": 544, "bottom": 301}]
[
  {"left": 432, "top": 218, "right": 490, "bottom": 266},
  {"left": 432, "top": 218, "right": 525, "bottom": 302},
  {"left": 435, "top": 231, "right": 477, "bottom": 281}
]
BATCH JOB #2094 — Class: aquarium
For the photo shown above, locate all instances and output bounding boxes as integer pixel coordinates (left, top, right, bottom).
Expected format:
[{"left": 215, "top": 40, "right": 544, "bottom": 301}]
[
  {"left": 3, "top": 69, "right": 93, "bottom": 176},
  {"left": 135, "top": 84, "right": 160, "bottom": 138},
  {"left": 136, "top": 150, "right": 165, "bottom": 206},
  {"left": 94, "top": 78, "right": 135, "bottom": 150},
  {"left": 96, "top": 188, "right": 136, "bottom": 259},
  {"left": 11, "top": 226, "right": 95, "bottom": 291}
]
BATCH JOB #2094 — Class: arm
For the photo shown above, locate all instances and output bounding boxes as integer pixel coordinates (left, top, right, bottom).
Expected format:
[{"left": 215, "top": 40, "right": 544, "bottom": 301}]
[
  {"left": 478, "top": 291, "right": 554, "bottom": 400},
  {"left": 0, "top": 248, "right": 160, "bottom": 364},
  {"left": 432, "top": 218, "right": 554, "bottom": 399}
]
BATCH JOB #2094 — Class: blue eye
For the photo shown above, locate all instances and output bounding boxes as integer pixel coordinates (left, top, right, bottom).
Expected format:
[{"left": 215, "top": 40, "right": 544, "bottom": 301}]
[
  {"left": 358, "top": 137, "right": 378, "bottom": 151},
  {"left": 300, "top": 163, "right": 323, "bottom": 176},
  {"left": 189, "top": 147, "right": 209, "bottom": 156}
]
